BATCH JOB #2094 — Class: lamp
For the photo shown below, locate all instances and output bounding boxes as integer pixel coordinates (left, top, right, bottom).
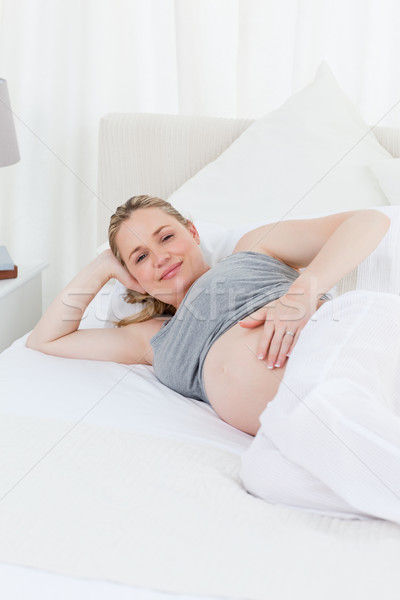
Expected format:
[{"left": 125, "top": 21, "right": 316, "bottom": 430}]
[
  {"left": 0, "top": 79, "right": 20, "bottom": 166},
  {"left": 0, "top": 78, "right": 20, "bottom": 279}
]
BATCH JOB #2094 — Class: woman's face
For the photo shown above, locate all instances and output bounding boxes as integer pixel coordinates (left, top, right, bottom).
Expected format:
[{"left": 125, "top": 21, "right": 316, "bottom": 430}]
[{"left": 115, "top": 207, "right": 209, "bottom": 307}]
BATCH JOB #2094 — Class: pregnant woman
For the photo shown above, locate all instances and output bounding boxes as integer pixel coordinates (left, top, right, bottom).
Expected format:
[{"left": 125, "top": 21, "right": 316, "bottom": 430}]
[
  {"left": 26, "top": 195, "right": 400, "bottom": 524},
  {"left": 26, "top": 194, "right": 388, "bottom": 436},
  {"left": 26, "top": 195, "right": 389, "bottom": 435}
]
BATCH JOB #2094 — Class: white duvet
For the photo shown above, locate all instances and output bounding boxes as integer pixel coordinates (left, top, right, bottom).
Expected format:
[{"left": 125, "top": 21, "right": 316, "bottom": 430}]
[
  {"left": 1, "top": 205, "right": 400, "bottom": 600},
  {"left": 241, "top": 290, "right": 400, "bottom": 523}
]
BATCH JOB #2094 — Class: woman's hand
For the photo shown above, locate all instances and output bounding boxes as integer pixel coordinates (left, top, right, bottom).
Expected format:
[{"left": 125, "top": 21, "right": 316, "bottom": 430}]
[
  {"left": 239, "top": 292, "right": 319, "bottom": 369},
  {"left": 97, "top": 249, "right": 140, "bottom": 291}
]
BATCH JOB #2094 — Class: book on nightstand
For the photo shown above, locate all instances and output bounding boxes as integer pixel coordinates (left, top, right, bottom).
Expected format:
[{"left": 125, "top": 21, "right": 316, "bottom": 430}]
[{"left": 0, "top": 246, "right": 18, "bottom": 280}]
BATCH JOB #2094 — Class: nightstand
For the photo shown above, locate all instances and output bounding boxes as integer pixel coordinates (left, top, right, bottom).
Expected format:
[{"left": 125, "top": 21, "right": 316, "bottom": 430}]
[{"left": 0, "top": 261, "right": 48, "bottom": 352}]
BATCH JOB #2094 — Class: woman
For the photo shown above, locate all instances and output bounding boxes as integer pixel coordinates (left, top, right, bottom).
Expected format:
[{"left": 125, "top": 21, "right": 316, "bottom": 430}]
[{"left": 26, "top": 195, "right": 390, "bottom": 437}]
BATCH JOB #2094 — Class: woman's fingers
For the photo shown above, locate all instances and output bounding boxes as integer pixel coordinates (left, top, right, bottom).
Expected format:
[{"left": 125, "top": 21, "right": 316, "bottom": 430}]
[
  {"left": 267, "top": 327, "right": 302, "bottom": 368},
  {"left": 256, "top": 321, "right": 276, "bottom": 360},
  {"left": 257, "top": 325, "right": 299, "bottom": 369},
  {"left": 243, "top": 303, "right": 297, "bottom": 367},
  {"left": 286, "top": 330, "right": 300, "bottom": 358},
  {"left": 240, "top": 298, "right": 309, "bottom": 368},
  {"left": 239, "top": 307, "right": 269, "bottom": 328},
  {"left": 272, "top": 329, "right": 296, "bottom": 368},
  {"left": 111, "top": 260, "right": 144, "bottom": 292},
  {"left": 244, "top": 292, "right": 319, "bottom": 368},
  {"left": 262, "top": 328, "right": 291, "bottom": 368}
]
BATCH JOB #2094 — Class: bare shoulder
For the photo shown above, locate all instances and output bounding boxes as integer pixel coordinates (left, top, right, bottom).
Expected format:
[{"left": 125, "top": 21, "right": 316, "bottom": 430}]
[{"left": 232, "top": 224, "right": 277, "bottom": 257}]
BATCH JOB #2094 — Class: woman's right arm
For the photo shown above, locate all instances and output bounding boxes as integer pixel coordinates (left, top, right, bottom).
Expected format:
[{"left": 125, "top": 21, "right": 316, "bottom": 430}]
[{"left": 26, "top": 250, "right": 158, "bottom": 365}]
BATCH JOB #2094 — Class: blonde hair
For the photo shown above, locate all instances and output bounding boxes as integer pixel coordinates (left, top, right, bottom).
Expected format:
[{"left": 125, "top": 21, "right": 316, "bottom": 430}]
[{"left": 108, "top": 195, "right": 191, "bottom": 327}]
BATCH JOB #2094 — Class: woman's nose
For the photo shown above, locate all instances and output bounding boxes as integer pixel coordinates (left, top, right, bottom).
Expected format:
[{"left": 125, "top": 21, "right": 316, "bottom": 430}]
[{"left": 153, "top": 250, "right": 170, "bottom": 267}]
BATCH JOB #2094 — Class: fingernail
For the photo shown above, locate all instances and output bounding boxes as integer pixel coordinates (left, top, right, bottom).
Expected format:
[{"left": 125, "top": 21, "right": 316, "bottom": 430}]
[
  {"left": 258, "top": 354, "right": 263, "bottom": 360},
  {"left": 275, "top": 362, "right": 280, "bottom": 368},
  {"left": 267, "top": 363, "right": 274, "bottom": 369}
]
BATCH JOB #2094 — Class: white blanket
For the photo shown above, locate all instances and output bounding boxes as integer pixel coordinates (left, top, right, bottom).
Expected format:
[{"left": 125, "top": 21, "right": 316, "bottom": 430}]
[
  {"left": 241, "top": 206, "right": 400, "bottom": 524},
  {"left": 241, "top": 290, "right": 400, "bottom": 523}
]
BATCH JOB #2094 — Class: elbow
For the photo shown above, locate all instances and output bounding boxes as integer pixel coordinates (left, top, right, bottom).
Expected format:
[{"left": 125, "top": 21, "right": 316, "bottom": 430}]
[
  {"left": 25, "top": 333, "right": 35, "bottom": 350},
  {"left": 380, "top": 212, "right": 391, "bottom": 233},
  {"left": 361, "top": 209, "right": 391, "bottom": 235},
  {"left": 25, "top": 333, "right": 45, "bottom": 353}
]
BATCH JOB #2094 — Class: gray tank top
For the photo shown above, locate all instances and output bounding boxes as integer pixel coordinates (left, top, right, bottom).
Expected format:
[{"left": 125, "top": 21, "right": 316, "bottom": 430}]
[{"left": 150, "top": 251, "right": 307, "bottom": 404}]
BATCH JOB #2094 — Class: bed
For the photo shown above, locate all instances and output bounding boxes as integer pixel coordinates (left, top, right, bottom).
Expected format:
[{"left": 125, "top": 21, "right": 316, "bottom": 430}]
[{"left": 2, "top": 63, "right": 400, "bottom": 600}]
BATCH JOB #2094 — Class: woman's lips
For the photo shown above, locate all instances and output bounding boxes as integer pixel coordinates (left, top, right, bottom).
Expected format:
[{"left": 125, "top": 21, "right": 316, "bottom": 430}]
[{"left": 161, "top": 262, "right": 182, "bottom": 280}]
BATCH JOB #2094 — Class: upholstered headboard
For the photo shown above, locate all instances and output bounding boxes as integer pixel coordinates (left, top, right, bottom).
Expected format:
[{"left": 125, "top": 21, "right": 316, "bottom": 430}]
[{"left": 96, "top": 113, "right": 400, "bottom": 245}]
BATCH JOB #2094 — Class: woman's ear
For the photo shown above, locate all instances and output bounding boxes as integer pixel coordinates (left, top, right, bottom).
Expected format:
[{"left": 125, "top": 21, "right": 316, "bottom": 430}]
[{"left": 188, "top": 222, "right": 200, "bottom": 244}]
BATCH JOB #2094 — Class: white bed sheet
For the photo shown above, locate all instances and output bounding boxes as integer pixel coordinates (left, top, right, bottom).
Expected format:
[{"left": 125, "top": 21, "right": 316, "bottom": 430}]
[
  {"left": 0, "top": 335, "right": 250, "bottom": 600},
  {"left": 0, "top": 563, "right": 234, "bottom": 600},
  {"left": 1, "top": 335, "right": 252, "bottom": 455}
]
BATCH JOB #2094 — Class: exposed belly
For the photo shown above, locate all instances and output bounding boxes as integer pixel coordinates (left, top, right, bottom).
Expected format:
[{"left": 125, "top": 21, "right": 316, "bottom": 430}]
[{"left": 203, "top": 323, "right": 288, "bottom": 436}]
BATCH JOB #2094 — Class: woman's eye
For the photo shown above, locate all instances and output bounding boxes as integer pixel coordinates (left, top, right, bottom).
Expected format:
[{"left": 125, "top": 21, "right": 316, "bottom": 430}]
[
  {"left": 162, "top": 234, "right": 173, "bottom": 242},
  {"left": 136, "top": 253, "right": 147, "bottom": 263}
]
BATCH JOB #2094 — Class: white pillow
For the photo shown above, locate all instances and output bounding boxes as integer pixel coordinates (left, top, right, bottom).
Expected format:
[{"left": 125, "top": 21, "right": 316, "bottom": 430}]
[
  {"left": 370, "top": 159, "right": 400, "bottom": 205},
  {"left": 168, "top": 62, "right": 390, "bottom": 227}
]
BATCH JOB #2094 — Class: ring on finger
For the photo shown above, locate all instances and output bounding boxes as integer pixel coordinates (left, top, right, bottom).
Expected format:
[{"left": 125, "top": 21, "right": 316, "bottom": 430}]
[{"left": 285, "top": 330, "right": 295, "bottom": 337}]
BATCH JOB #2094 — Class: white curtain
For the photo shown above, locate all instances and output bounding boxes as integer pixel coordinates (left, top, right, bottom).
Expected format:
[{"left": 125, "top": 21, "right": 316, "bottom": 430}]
[{"left": 0, "top": 0, "right": 399, "bottom": 307}]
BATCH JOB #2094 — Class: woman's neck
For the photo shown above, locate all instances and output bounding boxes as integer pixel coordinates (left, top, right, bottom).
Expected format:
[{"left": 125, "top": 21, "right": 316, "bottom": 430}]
[{"left": 174, "top": 263, "right": 211, "bottom": 309}]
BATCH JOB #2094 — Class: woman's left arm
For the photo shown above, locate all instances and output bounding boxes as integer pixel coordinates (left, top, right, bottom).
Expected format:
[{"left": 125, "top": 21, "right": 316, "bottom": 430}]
[{"left": 237, "top": 209, "right": 391, "bottom": 368}]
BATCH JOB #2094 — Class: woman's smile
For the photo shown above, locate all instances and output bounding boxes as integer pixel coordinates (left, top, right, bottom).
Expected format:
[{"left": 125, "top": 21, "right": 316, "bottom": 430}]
[{"left": 160, "top": 262, "right": 182, "bottom": 280}]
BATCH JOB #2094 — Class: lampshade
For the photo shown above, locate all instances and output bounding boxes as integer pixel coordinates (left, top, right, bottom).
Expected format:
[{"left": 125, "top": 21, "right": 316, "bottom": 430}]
[{"left": 0, "top": 79, "right": 20, "bottom": 167}]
